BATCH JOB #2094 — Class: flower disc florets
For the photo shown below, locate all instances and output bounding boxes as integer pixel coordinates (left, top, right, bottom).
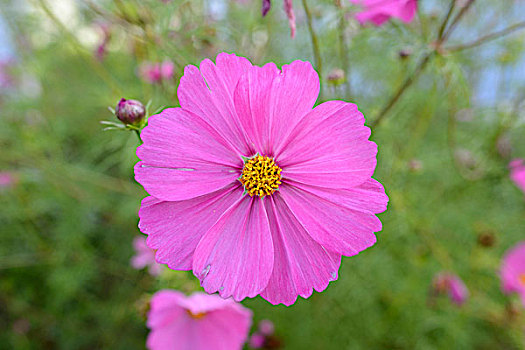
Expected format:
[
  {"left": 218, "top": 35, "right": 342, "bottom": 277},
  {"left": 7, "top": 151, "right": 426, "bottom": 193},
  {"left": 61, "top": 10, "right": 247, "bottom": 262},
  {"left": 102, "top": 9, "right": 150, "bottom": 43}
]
[{"left": 240, "top": 155, "right": 282, "bottom": 197}]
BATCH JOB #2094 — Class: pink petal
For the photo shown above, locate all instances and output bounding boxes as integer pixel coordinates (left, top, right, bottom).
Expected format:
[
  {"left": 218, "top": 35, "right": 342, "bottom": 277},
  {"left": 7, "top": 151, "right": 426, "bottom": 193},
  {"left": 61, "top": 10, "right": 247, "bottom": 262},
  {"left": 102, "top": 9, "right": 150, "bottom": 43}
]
[
  {"left": 147, "top": 291, "right": 252, "bottom": 350},
  {"left": 135, "top": 108, "right": 242, "bottom": 201},
  {"left": 193, "top": 196, "right": 274, "bottom": 301},
  {"left": 131, "top": 251, "right": 153, "bottom": 269},
  {"left": 276, "top": 101, "right": 377, "bottom": 190},
  {"left": 178, "top": 53, "right": 253, "bottom": 155},
  {"left": 195, "top": 307, "right": 252, "bottom": 350},
  {"left": 182, "top": 292, "right": 241, "bottom": 314},
  {"left": 268, "top": 60, "right": 320, "bottom": 154},
  {"left": 289, "top": 178, "right": 389, "bottom": 214},
  {"left": 149, "top": 262, "right": 164, "bottom": 276},
  {"left": 147, "top": 290, "right": 186, "bottom": 329},
  {"left": 279, "top": 184, "right": 382, "bottom": 256},
  {"left": 139, "top": 184, "right": 243, "bottom": 270},
  {"left": 510, "top": 158, "right": 525, "bottom": 194},
  {"left": 351, "top": 0, "right": 416, "bottom": 26},
  {"left": 233, "top": 62, "right": 280, "bottom": 155},
  {"left": 500, "top": 242, "right": 525, "bottom": 295},
  {"left": 233, "top": 60, "right": 319, "bottom": 156},
  {"left": 261, "top": 194, "right": 341, "bottom": 306},
  {"left": 147, "top": 317, "right": 194, "bottom": 350}
]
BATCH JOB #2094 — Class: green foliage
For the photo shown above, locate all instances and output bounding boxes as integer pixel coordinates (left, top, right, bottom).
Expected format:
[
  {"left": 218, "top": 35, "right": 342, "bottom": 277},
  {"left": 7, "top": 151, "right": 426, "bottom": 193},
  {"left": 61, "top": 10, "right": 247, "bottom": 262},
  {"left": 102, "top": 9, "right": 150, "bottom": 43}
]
[{"left": 1, "top": 0, "right": 524, "bottom": 349}]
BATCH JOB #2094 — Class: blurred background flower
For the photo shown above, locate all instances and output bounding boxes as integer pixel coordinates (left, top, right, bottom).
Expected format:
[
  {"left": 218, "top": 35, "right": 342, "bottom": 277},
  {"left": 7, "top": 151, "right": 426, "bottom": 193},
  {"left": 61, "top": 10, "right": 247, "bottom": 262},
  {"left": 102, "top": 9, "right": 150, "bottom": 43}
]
[
  {"left": 146, "top": 290, "right": 252, "bottom": 350},
  {"left": 131, "top": 236, "right": 163, "bottom": 276}
]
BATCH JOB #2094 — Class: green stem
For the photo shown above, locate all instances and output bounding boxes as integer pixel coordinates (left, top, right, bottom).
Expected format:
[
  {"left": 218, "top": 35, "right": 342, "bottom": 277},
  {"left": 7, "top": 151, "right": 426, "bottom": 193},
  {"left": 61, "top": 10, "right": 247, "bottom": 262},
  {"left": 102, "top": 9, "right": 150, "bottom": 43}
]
[
  {"left": 371, "top": 0, "right": 463, "bottom": 128},
  {"left": 335, "top": 0, "right": 350, "bottom": 97},
  {"left": 301, "top": 0, "right": 323, "bottom": 96},
  {"left": 370, "top": 52, "right": 434, "bottom": 128},
  {"left": 446, "top": 21, "right": 525, "bottom": 52},
  {"left": 134, "top": 129, "right": 142, "bottom": 144}
]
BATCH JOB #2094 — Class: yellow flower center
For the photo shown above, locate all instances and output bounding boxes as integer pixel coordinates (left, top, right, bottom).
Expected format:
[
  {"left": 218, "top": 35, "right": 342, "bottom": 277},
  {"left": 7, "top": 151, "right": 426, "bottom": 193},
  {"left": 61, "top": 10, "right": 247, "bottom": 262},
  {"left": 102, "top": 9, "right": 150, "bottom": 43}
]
[
  {"left": 186, "top": 310, "right": 206, "bottom": 320},
  {"left": 240, "top": 155, "right": 282, "bottom": 197},
  {"left": 519, "top": 274, "right": 525, "bottom": 286}
]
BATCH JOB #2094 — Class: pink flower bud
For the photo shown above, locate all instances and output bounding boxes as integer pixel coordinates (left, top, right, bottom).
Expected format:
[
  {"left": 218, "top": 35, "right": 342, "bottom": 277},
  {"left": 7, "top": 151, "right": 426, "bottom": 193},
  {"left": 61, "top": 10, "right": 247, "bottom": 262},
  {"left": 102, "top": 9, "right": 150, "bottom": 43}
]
[{"left": 115, "top": 98, "right": 146, "bottom": 126}]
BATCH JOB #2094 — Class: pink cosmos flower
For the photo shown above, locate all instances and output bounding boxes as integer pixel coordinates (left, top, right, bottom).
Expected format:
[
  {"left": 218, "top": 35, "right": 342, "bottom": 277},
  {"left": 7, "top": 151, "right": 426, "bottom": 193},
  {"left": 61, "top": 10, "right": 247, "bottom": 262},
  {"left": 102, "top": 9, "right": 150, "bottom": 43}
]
[
  {"left": 349, "top": 0, "right": 417, "bottom": 26},
  {"left": 0, "top": 171, "right": 15, "bottom": 188},
  {"left": 138, "top": 61, "right": 175, "bottom": 84},
  {"left": 501, "top": 242, "right": 525, "bottom": 306},
  {"left": 432, "top": 272, "right": 469, "bottom": 306},
  {"left": 147, "top": 290, "right": 252, "bottom": 350},
  {"left": 510, "top": 159, "right": 525, "bottom": 194},
  {"left": 131, "top": 236, "right": 163, "bottom": 276},
  {"left": 136, "top": 53, "right": 388, "bottom": 305}
]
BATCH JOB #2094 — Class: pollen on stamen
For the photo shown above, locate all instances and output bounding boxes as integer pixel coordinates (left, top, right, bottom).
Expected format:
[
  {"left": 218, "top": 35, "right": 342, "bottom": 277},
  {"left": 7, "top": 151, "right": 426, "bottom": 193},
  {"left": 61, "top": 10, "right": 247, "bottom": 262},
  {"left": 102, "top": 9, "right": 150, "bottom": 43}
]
[
  {"left": 186, "top": 309, "right": 206, "bottom": 320},
  {"left": 240, "top": 155, "right": 282, "bottom": 198}
]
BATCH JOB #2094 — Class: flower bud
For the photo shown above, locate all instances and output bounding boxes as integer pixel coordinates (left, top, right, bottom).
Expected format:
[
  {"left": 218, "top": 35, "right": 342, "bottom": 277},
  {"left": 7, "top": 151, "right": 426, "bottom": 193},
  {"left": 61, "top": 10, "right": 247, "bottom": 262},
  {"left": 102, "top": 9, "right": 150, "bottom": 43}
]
[
  {"left": 327, "top": 68, "right": 345, "bottom": 85},
  {"left": 115, "top": 98, "right": 145, "bottom": 126},
  {"left": 477, "top": 231, "right": 496, "bottom": 248},
  {"left": 398, "top": 48, "right": 412, "bottom": 59}
]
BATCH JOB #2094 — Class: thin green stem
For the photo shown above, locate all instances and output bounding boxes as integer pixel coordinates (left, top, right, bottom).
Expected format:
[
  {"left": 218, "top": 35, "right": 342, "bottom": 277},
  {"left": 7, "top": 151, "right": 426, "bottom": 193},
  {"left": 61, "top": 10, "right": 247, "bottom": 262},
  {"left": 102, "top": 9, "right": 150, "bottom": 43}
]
[
  {"left": 335, "top": 0, "right": 350, "bottom": 97},
  {"left": 134, "top": 129, "right": 142, "bottom": 144},
  {"left": 441, "top": 0, "right": 476, "bottom": 42},
  {"left": 370, "top": 52, "right": 434, "bottom": 128},
  {"left": 446, "top": 21, "right": 525, "bottom": 52},
  {"left": 437, "top": 0, "right": 456, "bottom": 40},
  {"left": 371, "top": 0, "right": 462, "bottom": 128},
  {"left": 301, "top": 0, "right": 323, "bottom": 95}
]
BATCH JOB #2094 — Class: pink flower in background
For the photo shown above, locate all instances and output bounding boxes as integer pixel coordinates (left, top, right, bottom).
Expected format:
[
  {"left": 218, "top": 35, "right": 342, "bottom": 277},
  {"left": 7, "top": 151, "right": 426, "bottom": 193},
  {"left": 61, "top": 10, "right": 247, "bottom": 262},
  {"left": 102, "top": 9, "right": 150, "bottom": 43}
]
[
  {"left": 147, "top": 290, "right": 252, "bottom": 350},
  {"left": 260, "top": 0, "right": 296, "bottom": 38},
  {"left": 510, "top": 159, "right": 525, "bottom": 194},
  {"left": 250, "top": 333, "right": 266, "bottom": 349},
  {"left": 501, "top": 242, "right": 525, "bottom": 306},
  {"left": 138, "top": 61, "right": 174, "bottom": 84},
  {"left": 432, "top": 272, "right": 469, "bottom": 306},
  {"left": 131, "top": 236, "right": 163, "bottom": 276},
  {"left": 0, "top": 172, "right": 15, "bottom": 188},
  {"left": 0, "top": 60, "right": 15, "bottom": 90},
  {"left": 94, "top": 22, "right": 111, "bottom": 62},
  {"left": 349, "top": 0, "right": 417, "bottom": 26},
  {"left": 284, "top": 0, "right": 296, "bottom": 38},
  {"left": 258, "top": 319, "right": 274, "bottom": 336},
  {"left": 249, "top": 319, "right": 276, "bottom": 349},
  {"left": 261, "top": 0, "right": 272, "bottom": 16},
  {"left": 136, "top": 53, "right": 388, "bottom": 305}
]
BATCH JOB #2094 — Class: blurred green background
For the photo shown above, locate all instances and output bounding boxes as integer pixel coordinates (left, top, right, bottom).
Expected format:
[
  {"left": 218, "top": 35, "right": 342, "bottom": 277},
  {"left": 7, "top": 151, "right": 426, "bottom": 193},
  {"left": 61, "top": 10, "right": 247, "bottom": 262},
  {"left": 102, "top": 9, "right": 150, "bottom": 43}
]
[{"left": 1, "top": 0, "right": 524, "bottom": 349}]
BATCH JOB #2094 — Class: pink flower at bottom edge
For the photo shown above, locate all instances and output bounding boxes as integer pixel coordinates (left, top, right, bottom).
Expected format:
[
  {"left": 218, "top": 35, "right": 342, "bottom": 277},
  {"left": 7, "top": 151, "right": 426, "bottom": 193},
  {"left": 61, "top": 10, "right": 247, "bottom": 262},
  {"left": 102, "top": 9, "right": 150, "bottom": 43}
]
[
  {"left": 136, "top": 52, "right": 388, "bottom": 306},
  {"left": 501, "top": 242, "right": 525, "bottom": 306},
  {"left": 146, "top": 290, "right": 252, "bottom": 350},
  {"left": 510, "top": 159, "right": 525, "bottom": 194},
  {"left": 349, "top": 0, "right": 417, "bottom": 26},
  {"left": 131, "top": 236, "right": 163, "bottom": 276}
]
